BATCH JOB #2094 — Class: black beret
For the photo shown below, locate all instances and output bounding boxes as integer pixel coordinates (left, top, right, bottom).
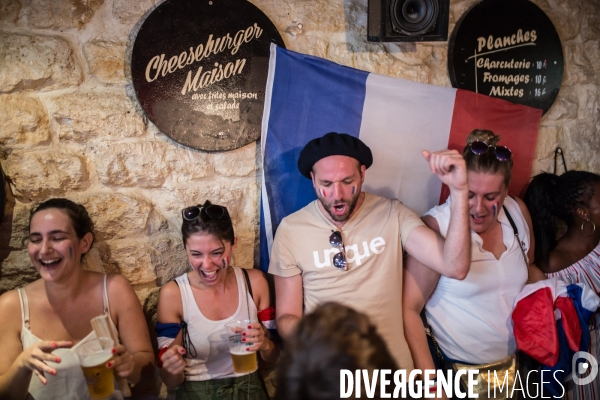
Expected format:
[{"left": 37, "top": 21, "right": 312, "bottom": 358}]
[{"left": 297, "top": 132, "right": 373, "bottom": 179}]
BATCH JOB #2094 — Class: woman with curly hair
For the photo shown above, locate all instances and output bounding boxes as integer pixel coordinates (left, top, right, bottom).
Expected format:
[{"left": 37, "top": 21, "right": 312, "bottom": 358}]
[{"left": 525, "top": 170, "right": 600, "bottom": 400}]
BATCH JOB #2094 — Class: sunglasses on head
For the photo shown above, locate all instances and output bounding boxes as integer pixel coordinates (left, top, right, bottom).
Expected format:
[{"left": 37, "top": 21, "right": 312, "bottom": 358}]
[
  {"left": 469, "top": 141, "right": 512, "bottom": 161},
  {"left": 182, "top": 204, "right": 226, "bottom": 222},
  {"left": 329, "top": 230, "right": 348, "bottom": 271}
]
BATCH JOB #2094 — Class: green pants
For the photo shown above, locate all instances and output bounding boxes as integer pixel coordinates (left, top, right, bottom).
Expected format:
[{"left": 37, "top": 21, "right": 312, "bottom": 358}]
[{"left": 176, "top": 371, "right": 269, "bottom": 400}]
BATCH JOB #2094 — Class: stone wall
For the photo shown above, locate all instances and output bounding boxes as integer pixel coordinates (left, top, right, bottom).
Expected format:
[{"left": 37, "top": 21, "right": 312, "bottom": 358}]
[
  {"left": 0, "top": 0, "right": 598, "bottom": 367},
  {"left": 0, "top": 0, "right": 598, "bottom": 396}
]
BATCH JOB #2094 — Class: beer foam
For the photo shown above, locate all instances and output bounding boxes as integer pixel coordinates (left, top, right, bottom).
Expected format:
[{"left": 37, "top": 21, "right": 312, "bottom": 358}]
[
  {"left": 80, "top": 350, "right": 112, "bottom": 367},
  {"left": 230, "top": 349, "right": 256, "bottom": 355}
]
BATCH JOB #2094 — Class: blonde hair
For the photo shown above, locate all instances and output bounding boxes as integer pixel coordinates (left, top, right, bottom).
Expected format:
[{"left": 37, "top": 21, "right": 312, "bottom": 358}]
[
  {"left": 465, "top": 129, "right": 500, "bottom": 147},
  {"left": 462, "top": 129, "right": 513, "bottom": 186}
]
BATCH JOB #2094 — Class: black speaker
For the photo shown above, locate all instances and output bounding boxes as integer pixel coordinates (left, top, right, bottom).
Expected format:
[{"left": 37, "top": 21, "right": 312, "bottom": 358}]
[{"left": 368, "top": 0, "right": 449, "bottom": 42}]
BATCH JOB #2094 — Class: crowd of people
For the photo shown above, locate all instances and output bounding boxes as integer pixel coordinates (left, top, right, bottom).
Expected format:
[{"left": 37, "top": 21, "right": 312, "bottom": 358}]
[{"left": 0, "top": 130, "right": 598, "bottom": 400}]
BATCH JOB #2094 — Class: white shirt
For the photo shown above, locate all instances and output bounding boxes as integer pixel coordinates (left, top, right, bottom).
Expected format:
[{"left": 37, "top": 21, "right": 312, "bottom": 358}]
[
  {"left": 424, "top": 196, "right": 530, "bottom": 363},
  {"left": 176, "top": 266, "right": 258, "bottom": 381}
]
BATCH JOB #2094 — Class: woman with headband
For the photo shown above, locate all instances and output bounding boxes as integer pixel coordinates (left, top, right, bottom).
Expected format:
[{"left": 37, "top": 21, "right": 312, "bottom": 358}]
[
  {"left": 156, "top": 200, "right": 278, "bottom": 400},
  {"left": 403, "top": 129, "right": 545, "bottom": 399}
]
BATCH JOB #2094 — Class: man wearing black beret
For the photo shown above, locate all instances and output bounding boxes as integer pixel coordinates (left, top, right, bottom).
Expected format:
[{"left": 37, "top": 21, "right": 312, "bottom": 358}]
[{"left": 268, "top": 132, "right": 470, "bottom": 370}]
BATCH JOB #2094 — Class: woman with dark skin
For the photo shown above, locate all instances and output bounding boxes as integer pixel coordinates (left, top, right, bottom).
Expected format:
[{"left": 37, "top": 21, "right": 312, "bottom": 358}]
[
  {"left": 0, "top": 198, "right": 153, "bottom": 400},
  {"left": 525, "top": 170, "right": 600, "bottom": 400}
]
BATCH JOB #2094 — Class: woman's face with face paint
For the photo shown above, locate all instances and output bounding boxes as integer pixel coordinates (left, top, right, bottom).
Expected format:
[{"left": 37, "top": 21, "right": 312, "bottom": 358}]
[
  {"left": 28, "top": 208, "right": 92, "bottom": 282},
  {"left": 185, "top": 232, "right": 236, "bottom": 286},
  {"left": 467, "top": 171, "right": 508, "bottom": 234}
]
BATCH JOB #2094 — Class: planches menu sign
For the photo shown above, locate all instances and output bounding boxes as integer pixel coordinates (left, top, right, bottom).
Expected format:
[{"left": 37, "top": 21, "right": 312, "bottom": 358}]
[
  {"left": 448, "top": 0, "right": 563, "bottom": 115},
  {"left": 131, "top": 0, "right": 285, "bottom": 151}
]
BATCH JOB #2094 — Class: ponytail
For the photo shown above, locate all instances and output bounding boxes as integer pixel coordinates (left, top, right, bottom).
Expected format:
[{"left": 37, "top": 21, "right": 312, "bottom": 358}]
[
  {"left": 524, "top": 172, "right": 559, "bottom": 265},
  {"left": 525, "top": 170, "right": 600, "bottom": 265}
]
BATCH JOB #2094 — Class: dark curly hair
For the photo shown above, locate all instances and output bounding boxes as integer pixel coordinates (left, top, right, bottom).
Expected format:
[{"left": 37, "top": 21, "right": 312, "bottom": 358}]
[
  {"left": 181, "top": 200, "right": 234, "bottom": 247},
  {"left": 276, "top": 302, "right": 401, "bottom": 400},
  {"left": 524, "top": 170, "right": 600, "bottom": 265},
  {"left": 462, "top": 129, "right": 513, "bottom": 187}
]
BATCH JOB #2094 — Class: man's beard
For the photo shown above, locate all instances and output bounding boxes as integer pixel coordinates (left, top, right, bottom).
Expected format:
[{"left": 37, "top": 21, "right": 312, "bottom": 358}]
[{"left": 318, "top": 191, "right": 361, "bottom": 223}]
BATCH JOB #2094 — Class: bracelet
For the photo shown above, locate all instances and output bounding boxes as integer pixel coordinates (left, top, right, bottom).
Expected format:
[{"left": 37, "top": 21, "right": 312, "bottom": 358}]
[{"left": 157, "top": 347, "right": 169, "bottom": 368}]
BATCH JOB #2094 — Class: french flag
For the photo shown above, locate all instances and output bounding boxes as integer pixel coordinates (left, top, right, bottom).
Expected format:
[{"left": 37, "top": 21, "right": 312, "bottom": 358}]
[
  {"left": 259, "top": 45, "right": 542, "bottom": 270},
  {"left": 513, "top": 279, "right": 600, "bottom": 396}
]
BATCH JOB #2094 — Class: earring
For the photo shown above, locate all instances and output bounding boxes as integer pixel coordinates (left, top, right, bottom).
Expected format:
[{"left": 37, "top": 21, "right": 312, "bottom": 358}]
[{"left": 581, "top": 218, "right": 596, "bottom": 237}]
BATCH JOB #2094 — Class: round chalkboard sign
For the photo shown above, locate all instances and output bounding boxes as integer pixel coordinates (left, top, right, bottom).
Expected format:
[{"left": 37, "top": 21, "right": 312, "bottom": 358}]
[
  {"left": 131, "top": 0, "right": 285, "bottom": 151},
  {"left": 448, "top": 0, "right": 563, "bottom": 114}
]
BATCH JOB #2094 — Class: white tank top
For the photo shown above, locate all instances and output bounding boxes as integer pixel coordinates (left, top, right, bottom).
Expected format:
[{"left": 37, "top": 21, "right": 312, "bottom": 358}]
[
  {"left": 19, "top": 275, "right": 122, "bottom": 400},
  {"left": 424, "top": 196, "right": 530, "bottom": 364},
  {"left": 176, "top": 266, "right": 258, "bottom": 381}
]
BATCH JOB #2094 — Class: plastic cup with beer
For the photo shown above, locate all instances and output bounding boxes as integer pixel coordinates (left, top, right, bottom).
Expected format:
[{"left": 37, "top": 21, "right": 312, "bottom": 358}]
[
  {"left": 225, "top": 320, "right": 258, "bottom": 374},
  {"left": 74, "top": 337, "right": 115, "bottom": 400}
]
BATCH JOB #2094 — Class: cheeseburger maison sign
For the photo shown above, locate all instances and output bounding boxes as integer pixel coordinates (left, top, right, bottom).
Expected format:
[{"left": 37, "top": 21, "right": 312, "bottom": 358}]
[
  {"left": 448, "top": 0, "right": 563, "bottom": 114},
  {"left": 131, "top": 0, "right": 285, "bottom": 151}
]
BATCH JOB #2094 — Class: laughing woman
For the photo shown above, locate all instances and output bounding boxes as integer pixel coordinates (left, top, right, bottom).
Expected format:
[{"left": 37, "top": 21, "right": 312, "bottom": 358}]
[
  {"left": 403, "top": 130, "right": 545, "bottom": 399},
  {"left": 0, "top": 198, "right": 154, "bottom": 400},
  {"left": 157, "top": 201, "right": 278, "bottom": 400}
]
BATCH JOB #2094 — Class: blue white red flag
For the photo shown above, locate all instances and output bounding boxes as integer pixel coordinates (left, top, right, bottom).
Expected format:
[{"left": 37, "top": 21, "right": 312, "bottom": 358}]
[
  {"left": 259, "top": 45, "right": 542, "bottom": 271},
  {"left": 513, "top": 279, "right": 600, "bottom": 396}
]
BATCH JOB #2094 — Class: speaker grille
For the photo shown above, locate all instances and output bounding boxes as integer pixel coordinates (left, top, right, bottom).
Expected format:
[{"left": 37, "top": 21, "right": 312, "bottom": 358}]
[{"left": 390, "top": 0, "right": 439, "bottom": 36}]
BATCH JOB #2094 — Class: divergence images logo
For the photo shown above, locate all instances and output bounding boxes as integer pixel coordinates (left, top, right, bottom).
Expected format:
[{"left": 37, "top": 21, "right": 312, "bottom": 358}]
[{"left": 572, "top": 351, "right": 598, "bottom": 386}]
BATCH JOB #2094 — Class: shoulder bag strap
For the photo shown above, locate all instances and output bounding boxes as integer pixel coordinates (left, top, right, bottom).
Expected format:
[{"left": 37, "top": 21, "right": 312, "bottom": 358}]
[
  {"left": 241, "top": 268, "right": 253, "bottom": 320},
  {"left": 241, "top": 268, "right": 254, "bottom": 300},
  {"left": 503, "top": 204, "right": 530, "bottom": 284},
  {"left": 425, "top": 317, "right": 444, "bottom": 362}
]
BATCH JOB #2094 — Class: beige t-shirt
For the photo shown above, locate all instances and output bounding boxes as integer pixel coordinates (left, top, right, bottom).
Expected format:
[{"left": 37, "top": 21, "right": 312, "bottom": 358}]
[{"left": 269, "top": 192, "right": 424, "bottom": 369}]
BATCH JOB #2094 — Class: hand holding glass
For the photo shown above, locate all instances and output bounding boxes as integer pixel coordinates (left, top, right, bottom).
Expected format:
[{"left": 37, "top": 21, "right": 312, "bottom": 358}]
[
  {"left": 74, "top": 337, "right": 114, "bottom": 400},
  {"left": 225, "top": 320, "right": 257, "bottom": 374}
]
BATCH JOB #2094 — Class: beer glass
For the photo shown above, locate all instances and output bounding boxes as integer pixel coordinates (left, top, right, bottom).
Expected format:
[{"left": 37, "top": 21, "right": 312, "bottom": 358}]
[
  {"left": 74, "top": 337, "right": 115, "bottom": 399},
  {"left": 225, "top": 320, "right": 257, "bottom": 374}
]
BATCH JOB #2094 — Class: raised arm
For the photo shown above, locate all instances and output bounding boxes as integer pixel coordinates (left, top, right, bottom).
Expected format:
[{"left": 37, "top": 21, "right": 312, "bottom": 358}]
[
  {"left": 273, "top": 274, "right": 303, "bottom": 341},
  {"left": 404, "top": 150, "right": 470, "bottom": 279},
  {"left": 108, "top": 274, "right": 154, "bottom": 385},
  {"left": 156, "top": 281, "right": 186, "bottom": 388},
  {"left": 0, "top": 290, "right": 72, "bottom": 400}
]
